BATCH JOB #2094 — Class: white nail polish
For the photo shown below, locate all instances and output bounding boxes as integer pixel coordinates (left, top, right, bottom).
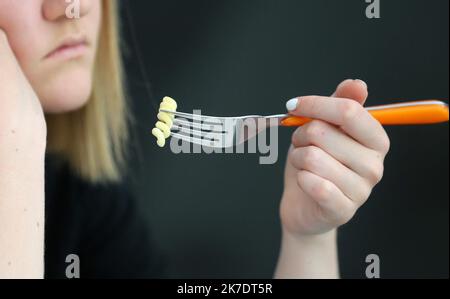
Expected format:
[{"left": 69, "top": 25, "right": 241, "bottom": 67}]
[
  {"left": 355, "top": 79, "right": 368, "bottom": 89},
  {"left": 286, "top": 98, "right": 298, "bottom": 111}
]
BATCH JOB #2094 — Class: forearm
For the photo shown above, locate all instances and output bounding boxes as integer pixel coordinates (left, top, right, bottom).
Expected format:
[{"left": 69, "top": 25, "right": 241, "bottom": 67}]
[
  {"left": 0, "top": 130, "right": 46, "bottom": 278},
  {"left": 274, "top": 229, "right": 339, "bottom": 279}
]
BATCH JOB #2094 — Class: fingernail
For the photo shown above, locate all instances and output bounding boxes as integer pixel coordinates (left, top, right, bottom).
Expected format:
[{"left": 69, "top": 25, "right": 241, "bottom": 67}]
[
  {"left": 355, "top": 79, "right": 368, "bottom": 89},
  {"left": 286, "top": 98, "right": 298, "bottom": 111},
  {"left": 341, "top": 79, "right": 354, "bottom": 86}
]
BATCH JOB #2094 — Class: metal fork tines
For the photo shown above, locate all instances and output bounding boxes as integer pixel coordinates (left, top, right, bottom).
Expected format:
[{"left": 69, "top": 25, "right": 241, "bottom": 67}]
[{"left": 160, "top": 109, "right": 286, "bottom": 149}]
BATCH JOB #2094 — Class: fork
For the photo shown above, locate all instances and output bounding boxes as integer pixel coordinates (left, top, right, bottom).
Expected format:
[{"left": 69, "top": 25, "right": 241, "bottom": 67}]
[{"left": 160, "top": 100, "right": 449, "bottom": 149}]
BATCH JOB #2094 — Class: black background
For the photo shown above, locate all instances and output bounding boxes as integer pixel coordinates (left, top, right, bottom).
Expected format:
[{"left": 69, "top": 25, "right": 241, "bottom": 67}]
[{"left": 121, "top": 0, "right": 449, "bottom": 278}]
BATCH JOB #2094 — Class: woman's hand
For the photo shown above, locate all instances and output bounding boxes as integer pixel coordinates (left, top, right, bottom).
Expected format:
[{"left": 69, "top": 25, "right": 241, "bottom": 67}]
[
  {"left": 280, "top": 79, "right": 390, "bottom": 236},
  {"left": 0, "top": 29, "right": 46, "bottom": 142},
  {"left": 0, "top": 28, "right": 46, "bottom": 278},
  {"left": 275, "top": 79, "right": 390, "bottom": 278}
]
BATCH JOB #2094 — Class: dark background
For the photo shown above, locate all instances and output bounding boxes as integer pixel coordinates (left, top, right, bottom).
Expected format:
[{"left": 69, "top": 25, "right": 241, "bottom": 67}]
[{"left": 121, "top": 0, "right": 449, "bottom": 278}]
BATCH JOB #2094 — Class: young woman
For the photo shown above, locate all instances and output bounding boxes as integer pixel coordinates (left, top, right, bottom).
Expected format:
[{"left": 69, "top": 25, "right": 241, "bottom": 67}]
[{"left": 0, "top": 0, "right": 390, "bottom": 278}]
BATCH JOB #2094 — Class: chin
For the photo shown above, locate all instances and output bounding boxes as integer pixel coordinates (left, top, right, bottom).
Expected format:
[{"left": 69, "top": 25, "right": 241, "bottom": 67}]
[{"left": 37, "top": 66, "right": 94, "bottom": 114}]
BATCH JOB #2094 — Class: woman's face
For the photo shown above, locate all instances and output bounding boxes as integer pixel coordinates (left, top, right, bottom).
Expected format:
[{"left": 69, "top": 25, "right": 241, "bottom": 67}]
[{"left": 0, "top": 0, "right": 101, "bottom": 113}]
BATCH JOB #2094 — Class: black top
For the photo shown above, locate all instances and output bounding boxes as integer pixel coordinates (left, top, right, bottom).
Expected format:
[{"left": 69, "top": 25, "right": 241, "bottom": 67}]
[{"left": 44, "top": 156, "right": 164, "bottom": 278}]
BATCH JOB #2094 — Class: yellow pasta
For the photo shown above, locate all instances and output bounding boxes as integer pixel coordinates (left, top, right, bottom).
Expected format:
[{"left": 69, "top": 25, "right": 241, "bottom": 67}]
[{"left": 152, "top": 96, "right": 177, "bottom": 147}]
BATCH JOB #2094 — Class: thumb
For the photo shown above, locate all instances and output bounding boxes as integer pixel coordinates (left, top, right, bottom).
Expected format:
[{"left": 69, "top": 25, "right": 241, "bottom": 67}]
[{"left": 332, "top": 79, "right": 369, "bottom": 106}]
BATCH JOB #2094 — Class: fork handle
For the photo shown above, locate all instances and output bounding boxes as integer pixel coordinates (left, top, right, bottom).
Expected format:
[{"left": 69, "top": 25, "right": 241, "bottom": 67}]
[{"left": 281, "top": 100, "right": 449, "bottom": 126}]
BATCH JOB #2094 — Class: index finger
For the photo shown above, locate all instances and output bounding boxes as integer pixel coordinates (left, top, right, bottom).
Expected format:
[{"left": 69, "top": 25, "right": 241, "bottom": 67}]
[{"left": 286, "top": 96, "right": 389, "bottom": 152}]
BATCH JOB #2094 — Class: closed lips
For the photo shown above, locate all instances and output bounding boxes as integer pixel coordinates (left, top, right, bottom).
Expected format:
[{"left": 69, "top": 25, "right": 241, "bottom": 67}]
[{"left": 44, "top": 36, "right": 88, "bottom": 60}]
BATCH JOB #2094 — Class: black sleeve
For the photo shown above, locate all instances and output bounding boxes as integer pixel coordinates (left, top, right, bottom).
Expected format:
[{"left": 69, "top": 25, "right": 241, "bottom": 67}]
[{"left": 76, "top": 184, "right": 165, "bottom": 279}]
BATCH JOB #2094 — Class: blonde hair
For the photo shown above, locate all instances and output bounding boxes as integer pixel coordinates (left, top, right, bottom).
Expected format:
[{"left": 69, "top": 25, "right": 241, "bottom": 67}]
[{"left": 46, "top": 0, "right": 128, "bottom": 183}]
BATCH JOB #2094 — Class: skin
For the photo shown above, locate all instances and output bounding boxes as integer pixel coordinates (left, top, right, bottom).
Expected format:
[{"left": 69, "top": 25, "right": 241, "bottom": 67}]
[
  {"left": 0, "top": 1, "right": 390, "bottom": 278},
  {"left": 275, "top": 80, "right": 390, "bottom": 278},
  {"left": 0, "top": 0, "right": 100, "bottom": 113},
  {"left": 0, "top": 0, "right": 100, "bottom": 278}
]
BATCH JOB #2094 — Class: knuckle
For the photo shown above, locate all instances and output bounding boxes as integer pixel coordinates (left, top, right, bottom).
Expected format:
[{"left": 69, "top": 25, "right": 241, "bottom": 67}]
[
  {"left": 354, "top": 183, "right": 372, "bottom": 206},
  {"left": 362, "top": 183, "right": 373, "bottom": 202},
  {"left": 340, "top": 100, "right": 361, "bottom": 123},
  {"left": 304, "top": 120, "right": 324, "bottom": 142},
  {"left": 302, "top": 146, "right": 321, "bottom": 168},
  {"left": 379, "top": 134, "right": 391, "bottom": 154},
  {"left": 312, "top": 179, "right": 333, "bottom": 201},
  {"left": 367, "top": 163, "right": 384, "bottom": 184}
]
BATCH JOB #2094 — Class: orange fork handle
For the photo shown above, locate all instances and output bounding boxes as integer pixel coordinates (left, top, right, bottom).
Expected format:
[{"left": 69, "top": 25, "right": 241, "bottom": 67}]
[{"left": 281, "top": 100, "right": 449, "bottom": 126}]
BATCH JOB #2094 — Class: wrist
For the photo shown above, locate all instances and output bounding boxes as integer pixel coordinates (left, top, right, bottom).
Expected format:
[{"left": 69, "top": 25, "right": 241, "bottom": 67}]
[
  {"left": 282, "top": 227, "right": 337, "bottom": 248},
  {"left": 275, "top": 228, "right": 339, "bottom": 279}
]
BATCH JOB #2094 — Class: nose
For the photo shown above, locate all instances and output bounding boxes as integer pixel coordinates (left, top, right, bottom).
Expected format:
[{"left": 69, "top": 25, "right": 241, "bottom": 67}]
[{"left": 42, "top": 0, "right": 92, "bottom": 21}]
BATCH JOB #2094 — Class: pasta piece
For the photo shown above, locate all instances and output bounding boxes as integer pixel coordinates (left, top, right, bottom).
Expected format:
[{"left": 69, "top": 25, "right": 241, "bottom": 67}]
[{"left": 152, "top": 96, "right": 177, "bottom": 147}]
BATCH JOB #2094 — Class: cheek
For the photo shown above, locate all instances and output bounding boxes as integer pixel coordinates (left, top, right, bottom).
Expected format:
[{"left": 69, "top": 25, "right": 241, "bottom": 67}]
[
  {"left": 87, "top": 0, "right": 102, "bottom": 46},
  {"left": 1, "top": 1, "right": 103, "bottom": 114},
  {"left": 0, "top": 3, "right": 46, "bottom": 70}
]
